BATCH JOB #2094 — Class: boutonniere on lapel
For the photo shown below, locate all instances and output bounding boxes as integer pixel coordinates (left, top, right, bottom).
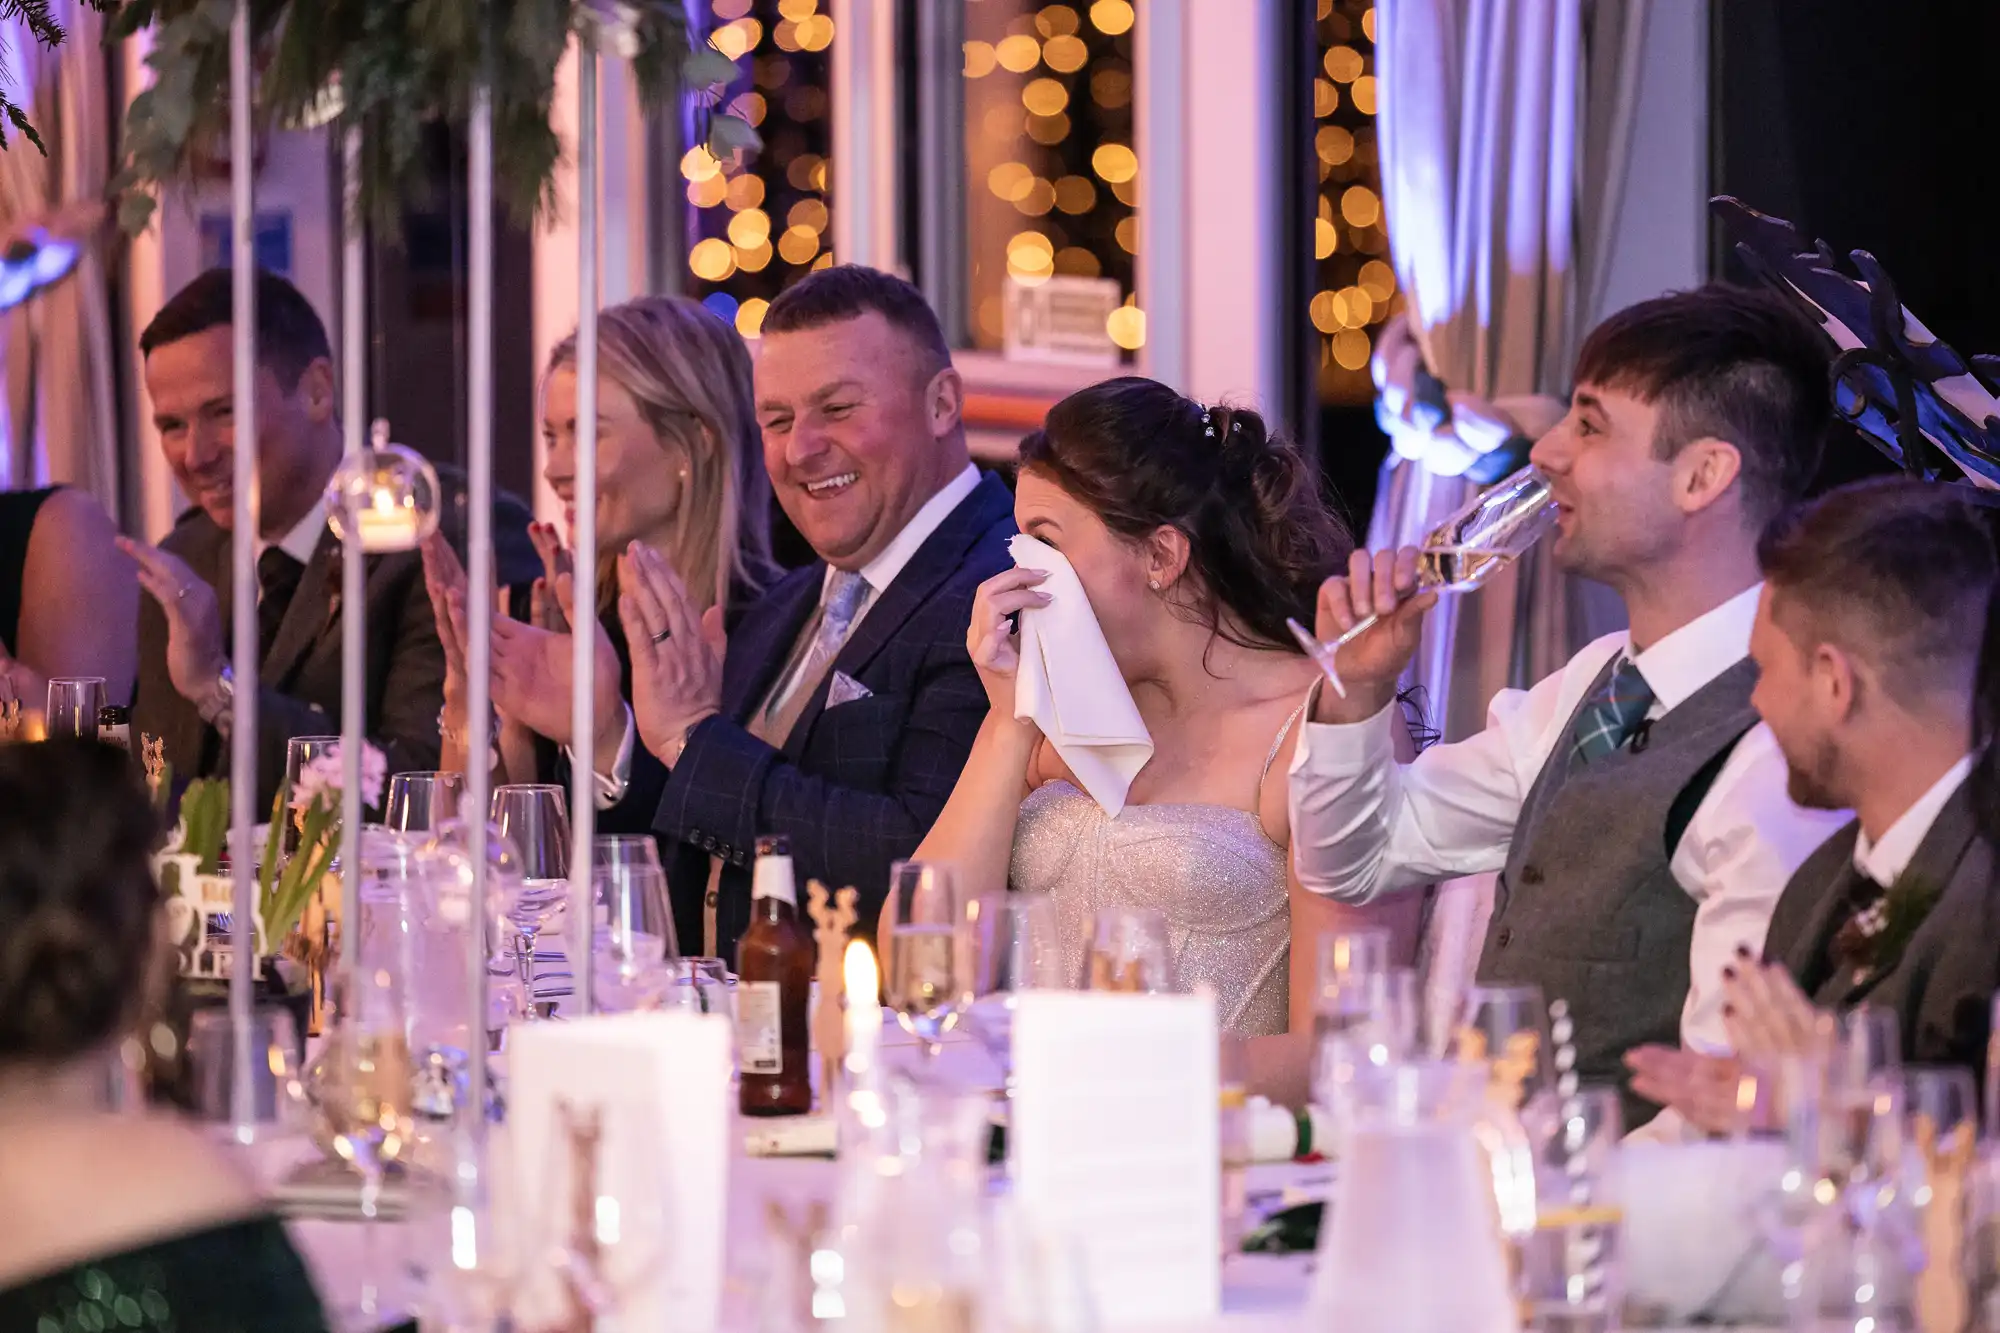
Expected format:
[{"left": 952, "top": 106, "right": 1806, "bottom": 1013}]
[{"left": 1829, "top": 869, "right": 1944, "bottom": 987}]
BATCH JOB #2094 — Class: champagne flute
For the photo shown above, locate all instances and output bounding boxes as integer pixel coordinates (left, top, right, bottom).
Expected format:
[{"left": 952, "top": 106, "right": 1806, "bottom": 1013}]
[
  {"left": 318, "top": 964, "right": 417, "bottom": 1322},
  {"left": 45, "top": 676, "right": 106, "bottom": 739},
  {"left": 884, "top": 861, "right": 972, "bottom": 1062},
  {"left": 1079, "top": 905, "right": 1174, "bottom": 993},
  {"left": 963, "top": 892, "right": 1064, "bottom": 1094},
  {"left": 385, "top": 771, "right": 464, "bottom": 834},
  {"left": 281, "top": 734, "right": 342, "bottom": 858},
  {"left": 491, "top": 784, "right": 571, "bottom": 1021},
  {"left": 1286, "top": 464, "right": 1558, "bottom": 698}
]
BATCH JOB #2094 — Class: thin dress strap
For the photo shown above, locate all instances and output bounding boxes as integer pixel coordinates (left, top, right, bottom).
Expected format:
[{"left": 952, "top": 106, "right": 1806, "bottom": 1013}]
[{"left": 1250, "top": 694, "right": 1312, "bottom": 842}]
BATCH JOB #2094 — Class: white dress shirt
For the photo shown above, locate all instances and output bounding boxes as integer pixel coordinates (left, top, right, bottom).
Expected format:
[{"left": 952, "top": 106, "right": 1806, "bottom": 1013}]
[
  {"left": 1289, "top": 582, "right": 1851, "bottom": 1055},
  {"left": 587, "top": 463, "right": 983, "bottom": 805},
  {"left": 256, "top": 497, "right": 329, "bottom": 581},
  {"left": 1854, "top": 754, "right": 1974, "bottom": 886}
]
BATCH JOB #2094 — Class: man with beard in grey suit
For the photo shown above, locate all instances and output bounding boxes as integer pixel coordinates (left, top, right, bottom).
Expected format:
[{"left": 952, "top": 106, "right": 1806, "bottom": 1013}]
[{"left": 1628, "top": 477, "right": 1999, "bottom": 1131}]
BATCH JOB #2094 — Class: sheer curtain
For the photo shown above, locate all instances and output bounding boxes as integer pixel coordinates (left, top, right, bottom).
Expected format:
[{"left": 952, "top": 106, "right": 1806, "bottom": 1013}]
[
  {"left": 1369, "top": 0, "right": 1649, "bottom": 1013},
  {"left": 0, "top": 0, "right": 121, "bottom": 510}
]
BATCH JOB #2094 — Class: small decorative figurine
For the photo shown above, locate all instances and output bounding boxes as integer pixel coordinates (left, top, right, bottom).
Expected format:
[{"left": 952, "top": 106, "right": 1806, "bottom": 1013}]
[{"left": 805, "top": 878, "right": 859, "bottom": 1098}]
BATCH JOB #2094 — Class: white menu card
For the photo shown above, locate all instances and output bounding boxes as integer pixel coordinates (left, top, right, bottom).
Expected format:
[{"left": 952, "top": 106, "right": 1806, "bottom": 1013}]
[
  {"left": 1010, "top": 991, "right": 1221, "bottom": 1325},
  {"left": 508, "top": 1010, "right": 732, "bottom": 1331}
]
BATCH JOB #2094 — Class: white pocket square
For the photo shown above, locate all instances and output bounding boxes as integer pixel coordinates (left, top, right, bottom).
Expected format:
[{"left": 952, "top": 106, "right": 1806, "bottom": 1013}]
[{"left": 826, "top": 671, "right": 873, "bottom": 708}]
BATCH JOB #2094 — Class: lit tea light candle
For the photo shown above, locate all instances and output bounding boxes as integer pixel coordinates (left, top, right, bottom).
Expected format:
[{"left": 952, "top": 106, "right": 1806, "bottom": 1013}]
[{"left": 355, "top": 490, "right": 421, "bottom": 552}]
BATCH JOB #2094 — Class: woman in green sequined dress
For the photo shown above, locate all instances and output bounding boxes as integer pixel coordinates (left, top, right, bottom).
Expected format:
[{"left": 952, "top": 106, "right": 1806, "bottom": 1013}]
[{"left": 0, "top": 740, "right": 329, "bottom": 1331}]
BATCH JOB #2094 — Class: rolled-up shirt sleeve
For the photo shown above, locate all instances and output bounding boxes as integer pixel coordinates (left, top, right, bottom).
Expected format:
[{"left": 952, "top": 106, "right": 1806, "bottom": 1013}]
[{"left": 1288, "top": 641, "right": 1618, "bottom": 903}]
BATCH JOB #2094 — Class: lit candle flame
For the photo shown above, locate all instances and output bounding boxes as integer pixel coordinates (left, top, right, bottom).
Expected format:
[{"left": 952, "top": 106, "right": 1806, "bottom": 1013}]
[{"left": 843, "top": 939, "right": 878, "bottom": 1008}]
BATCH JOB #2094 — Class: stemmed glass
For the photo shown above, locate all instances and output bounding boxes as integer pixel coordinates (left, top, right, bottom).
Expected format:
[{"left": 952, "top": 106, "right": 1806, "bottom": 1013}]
[
  {"left": 491, "top": 785, "right": 571, "bottom": 1021},
  {"left": 1079, "top": 905, "right": 1174, "bottom": 993},
  {"left": 1286, "top": 464, "right": 1558, "bottom": 698},
  {"left": 883, "top": 861, "right": 972, "bottom": 1062},
  {"left": 962, "top": 892, "right": 1064, "bottom": 1095},
  {"left": 316, "top": 964, "right": 417, "bottom": 1322},
  {"left": 44, "top": 676, "right": 106, "bottom": 739},
  {"left": 385, "top": 771, "right": 464, "bottom": 834},
  {"left": 281, "top": 735, "right": 341, "bottom": 858},
  {"left": 593, "top": 835, "right": 677, "bottom": 1012}
]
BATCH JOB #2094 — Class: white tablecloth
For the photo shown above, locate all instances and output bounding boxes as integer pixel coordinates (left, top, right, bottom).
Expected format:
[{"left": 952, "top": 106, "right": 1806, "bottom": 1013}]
[{"left": 268, "top": 1020, "right": 1772, "bottom": 1331}]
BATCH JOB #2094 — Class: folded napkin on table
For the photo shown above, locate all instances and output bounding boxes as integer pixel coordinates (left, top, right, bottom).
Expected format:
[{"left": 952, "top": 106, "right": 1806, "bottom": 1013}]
[{"left": 1007, "top": 534, "right": 1152, "bottom": 816}]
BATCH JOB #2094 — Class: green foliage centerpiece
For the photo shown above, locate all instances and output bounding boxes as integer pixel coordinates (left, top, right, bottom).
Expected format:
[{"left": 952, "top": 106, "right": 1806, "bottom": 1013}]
[
  {"left": 167, "top": 738, "right": 384, "bottom": 958},
  {"left": 99, "top": 0, "right": 756, "bottom": 233}
]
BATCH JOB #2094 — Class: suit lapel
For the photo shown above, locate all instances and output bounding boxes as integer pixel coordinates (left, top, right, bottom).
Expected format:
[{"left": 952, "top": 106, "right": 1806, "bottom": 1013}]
[
  {"left": 262, "top": 528, "right": 341, "bottom": 689},
  {"left": 781, "top": 474, "right": 1011, "bottom": 756},
  {"left": 1834, "top": 786, "right": 1980, "bottom": 1008},
  {"left": 1775, "top": 823, "right": 1862, "bottom": 993},
  {"left": 723, "top": 566, "right": 823, "bottom": 722}
]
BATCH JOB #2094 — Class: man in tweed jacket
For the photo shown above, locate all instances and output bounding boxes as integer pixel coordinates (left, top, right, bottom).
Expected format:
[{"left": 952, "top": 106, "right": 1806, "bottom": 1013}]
[
  {"left": 602, "top": 267, "right": 1015, "bottom": 960},
  {"left": 1627, "top": 478, "right": 1999, "bottom": 1129}
]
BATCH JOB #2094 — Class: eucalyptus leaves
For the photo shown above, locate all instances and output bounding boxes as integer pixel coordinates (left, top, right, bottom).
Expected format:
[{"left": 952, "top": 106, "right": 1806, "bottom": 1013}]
[{"left": 103, "top": 0, "right": 758, "bottom": 232}]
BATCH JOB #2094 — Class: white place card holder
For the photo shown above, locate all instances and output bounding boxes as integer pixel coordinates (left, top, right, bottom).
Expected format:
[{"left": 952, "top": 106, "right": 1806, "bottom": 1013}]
[
  {"left": 1010, "top": 991, "right": 1221, "bottom": 1326},
  {"left": 509, "top": 1011, "right": 732, "bottom": 1332}
]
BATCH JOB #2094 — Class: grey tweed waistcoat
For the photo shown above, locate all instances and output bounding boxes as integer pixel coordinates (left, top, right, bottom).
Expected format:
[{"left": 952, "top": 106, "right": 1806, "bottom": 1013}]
[{"left": 1478, "top": 655, "right": 1760, "bottom": 1129}]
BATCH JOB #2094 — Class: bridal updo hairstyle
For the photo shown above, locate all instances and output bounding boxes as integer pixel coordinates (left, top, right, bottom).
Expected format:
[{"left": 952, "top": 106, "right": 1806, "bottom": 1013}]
[
  {"left": 1017, "top": 376, "right": 1353, "bottom": 653},
  {"left": 0, "top": 739, "right": 163, "bottom": 1064}
]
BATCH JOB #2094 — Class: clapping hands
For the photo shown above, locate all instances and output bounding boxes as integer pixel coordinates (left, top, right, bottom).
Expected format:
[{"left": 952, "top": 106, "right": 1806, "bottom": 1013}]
[
  {"left": 617, "top": 541, "right": 726, "bottom": 762},
  {"left": 420, "top": 530, "right": 624, "bottom": 771},
  {"left": 1625, "top": 952, "right": 1834, "bottom": 1135}
]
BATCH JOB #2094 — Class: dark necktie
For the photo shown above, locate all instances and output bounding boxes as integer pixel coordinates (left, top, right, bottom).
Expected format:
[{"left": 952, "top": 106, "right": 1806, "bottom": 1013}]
[
  {"left": 1569, "top": 657, "right": 1656, "bottom": 766},
  {"left": 257, "top": 547, "right": 306, "bottom": 660}
]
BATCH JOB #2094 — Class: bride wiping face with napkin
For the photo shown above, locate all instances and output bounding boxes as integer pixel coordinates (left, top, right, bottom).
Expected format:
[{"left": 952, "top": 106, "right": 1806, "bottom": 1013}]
[{"left": 909, "top": 376, "right": 1422, "bottom": 1104}]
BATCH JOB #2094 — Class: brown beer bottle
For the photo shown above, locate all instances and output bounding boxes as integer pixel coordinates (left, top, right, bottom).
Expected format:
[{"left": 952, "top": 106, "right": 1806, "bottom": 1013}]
[{"left": 736, "top": 834, "right": 814, "bottom": 1116}]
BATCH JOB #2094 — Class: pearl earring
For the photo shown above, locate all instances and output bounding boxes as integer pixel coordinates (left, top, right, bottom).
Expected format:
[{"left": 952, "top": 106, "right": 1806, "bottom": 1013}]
[{"left": 1147, "top": 576, "right": 1161, "bottom": 590}]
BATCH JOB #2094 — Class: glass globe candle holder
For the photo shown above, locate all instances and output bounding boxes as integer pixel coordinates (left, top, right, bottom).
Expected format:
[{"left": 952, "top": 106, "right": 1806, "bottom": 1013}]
[{"left": 325, "top": 423, "right": 442, "bottom": 553}]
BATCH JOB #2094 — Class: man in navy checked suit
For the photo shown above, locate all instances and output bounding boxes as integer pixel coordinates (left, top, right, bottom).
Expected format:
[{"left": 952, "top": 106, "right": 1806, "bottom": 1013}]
[{"left": 603, "top": 266, "right": 1015, "bottom": 960}]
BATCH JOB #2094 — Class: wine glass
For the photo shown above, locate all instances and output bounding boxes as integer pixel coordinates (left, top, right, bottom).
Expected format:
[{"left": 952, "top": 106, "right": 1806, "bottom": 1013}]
[
  {"left": 491, "top": 785, "right": 570, "bottom": 1021},
  {"left": 317, "top": 965, "right": 417, "bottom": 1322},
  {"left": 385, "top": 771, "right": 464, "bottom": 834},
  {"left": 1286, "top": 464, "right": 1557, "bottom": 697},
  {"left": 593, "top": 836, "right": 676, "bottom": 1011},
  {"left": 1079, "top": 905, "right": 1174, "bottom": 993},
  {"left": 281, "top": 734, "right": 341, "bottom": 858},
  {"left": 44, "top": 676, "right": 106, "bottom": 739},
  {"left": 962, "top": 892, "right": 1064, "bottom": 1094},
  {"left": 883, "top": 861, "right": 972, "bottom": 1061}
]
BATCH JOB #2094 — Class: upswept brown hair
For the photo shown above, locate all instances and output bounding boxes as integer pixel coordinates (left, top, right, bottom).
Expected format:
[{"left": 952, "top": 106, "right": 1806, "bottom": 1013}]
[
  {"left": 545, "top": 296, "right": 777, "bottom": 615},
  {"left": 0, "top": 740, "right": 163, "bottom": 1064},
  {"left": 1018, "top": 376, "right": 1353, "bottom": 654}
]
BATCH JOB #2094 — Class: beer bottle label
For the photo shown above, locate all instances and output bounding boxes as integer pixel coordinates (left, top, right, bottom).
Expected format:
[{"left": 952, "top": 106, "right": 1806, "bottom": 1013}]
[{"left": 737, "top": 980, "right": 784, "bottom": 1075}]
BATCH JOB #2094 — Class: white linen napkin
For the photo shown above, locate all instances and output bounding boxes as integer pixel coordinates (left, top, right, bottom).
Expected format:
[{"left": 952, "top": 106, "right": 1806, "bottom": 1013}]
[{"left": 1008, "top": 533, "right": 1153, "bottom": 816}]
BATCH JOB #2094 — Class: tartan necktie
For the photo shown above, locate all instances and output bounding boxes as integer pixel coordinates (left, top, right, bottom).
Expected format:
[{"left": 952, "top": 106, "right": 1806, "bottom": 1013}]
[{"left": 1568, "top": 657, "right": 1655, "bottom": 766}]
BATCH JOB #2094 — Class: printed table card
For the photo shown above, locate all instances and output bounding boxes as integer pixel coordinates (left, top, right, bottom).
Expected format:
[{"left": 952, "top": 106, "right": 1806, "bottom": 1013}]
[
  {"left": 1010, "top": 991, "right": 1221, "bottom": 1325},
  {"left": 509, "top": 1010, "right": 732, "bottom": 1331}
]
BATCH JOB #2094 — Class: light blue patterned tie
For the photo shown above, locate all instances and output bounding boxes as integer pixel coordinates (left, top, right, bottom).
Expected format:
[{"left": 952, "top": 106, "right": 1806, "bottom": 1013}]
[
  {"left": 760, "top": 569, "right": 872, "bottom": 740},
  {"left": 1568, "top": 657, "right": 1655, "bottom": 766}
]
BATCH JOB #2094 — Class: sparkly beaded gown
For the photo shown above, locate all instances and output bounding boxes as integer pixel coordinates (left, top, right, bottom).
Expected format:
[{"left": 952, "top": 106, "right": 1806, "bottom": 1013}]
[
  {"left": 0, "top": 1215, "right": 330, "bottom": 1332},
  {"left": 1009, "top": 701, "right": 1306, "bottom": 1036}
]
